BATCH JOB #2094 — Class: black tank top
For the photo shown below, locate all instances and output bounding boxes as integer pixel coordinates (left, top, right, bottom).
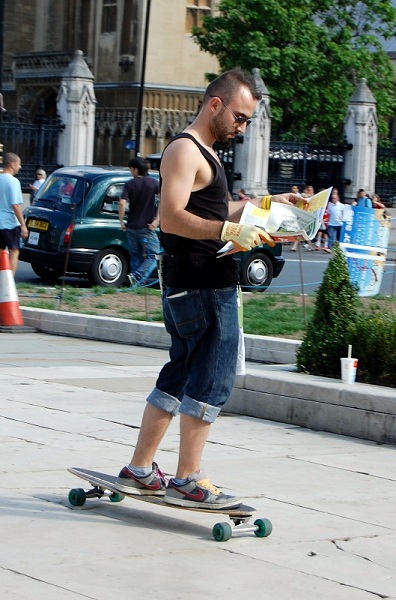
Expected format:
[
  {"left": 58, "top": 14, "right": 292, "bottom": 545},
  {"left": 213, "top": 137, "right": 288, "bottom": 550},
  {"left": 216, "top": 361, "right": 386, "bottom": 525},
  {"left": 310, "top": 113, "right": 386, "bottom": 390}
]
[{"left": 160, "top": 133, "right": 238, "bottom": 288}]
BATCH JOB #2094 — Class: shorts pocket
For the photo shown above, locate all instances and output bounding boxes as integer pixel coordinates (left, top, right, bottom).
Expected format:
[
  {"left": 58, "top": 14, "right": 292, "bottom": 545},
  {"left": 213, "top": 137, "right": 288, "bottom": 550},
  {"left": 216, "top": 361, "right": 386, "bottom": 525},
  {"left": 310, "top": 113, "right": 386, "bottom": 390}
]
[{"left": 167, "top": 289, "right": 207, "bottom": 338}]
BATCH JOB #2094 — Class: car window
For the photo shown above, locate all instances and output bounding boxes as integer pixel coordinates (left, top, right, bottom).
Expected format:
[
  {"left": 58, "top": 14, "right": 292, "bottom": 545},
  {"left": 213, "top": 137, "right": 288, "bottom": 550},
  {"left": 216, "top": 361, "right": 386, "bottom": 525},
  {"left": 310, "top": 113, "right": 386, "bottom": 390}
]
[
  {"left": 101, "top": 183, "right": 127, "bottom": 214},
  {"left": 100, "top": 173, "right": 159, "bottom": 215},
  {"left": 38, "top": 176, "right": 90, "bottom": 205}
]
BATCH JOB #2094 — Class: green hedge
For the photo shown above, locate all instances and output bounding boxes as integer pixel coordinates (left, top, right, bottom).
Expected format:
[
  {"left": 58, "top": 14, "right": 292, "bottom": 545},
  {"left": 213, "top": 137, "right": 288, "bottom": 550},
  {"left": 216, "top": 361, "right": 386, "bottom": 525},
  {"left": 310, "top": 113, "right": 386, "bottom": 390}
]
[
  {"left": 350, "top": 308, "right": 396, "bottom": 387},
  {"left": 296, "top": 245, "right": 396, "bottom": 387}
]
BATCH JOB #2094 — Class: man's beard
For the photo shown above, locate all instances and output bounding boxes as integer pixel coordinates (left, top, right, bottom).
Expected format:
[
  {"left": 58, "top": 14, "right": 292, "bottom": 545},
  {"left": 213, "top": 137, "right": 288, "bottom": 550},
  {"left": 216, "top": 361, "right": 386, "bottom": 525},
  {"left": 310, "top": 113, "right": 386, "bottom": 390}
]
[{"left": 211, "top": 114, "right": 234, "bottom": 145}]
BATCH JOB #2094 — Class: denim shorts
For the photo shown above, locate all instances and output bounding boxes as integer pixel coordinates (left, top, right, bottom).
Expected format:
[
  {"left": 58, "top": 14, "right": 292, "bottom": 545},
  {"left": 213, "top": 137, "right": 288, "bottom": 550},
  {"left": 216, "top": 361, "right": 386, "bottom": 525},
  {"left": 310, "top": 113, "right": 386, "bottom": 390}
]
[{"left": 146, "top": 286, "right": 239, "bottom": 423}]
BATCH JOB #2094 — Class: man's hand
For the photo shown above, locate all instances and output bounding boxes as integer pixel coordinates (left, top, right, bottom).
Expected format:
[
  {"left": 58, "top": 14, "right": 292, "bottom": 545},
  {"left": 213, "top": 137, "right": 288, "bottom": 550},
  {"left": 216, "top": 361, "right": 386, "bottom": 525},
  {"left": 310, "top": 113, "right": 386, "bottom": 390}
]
[
  {"left": 148, "top": 218, "right": 159, "bottom": 231},
  {"left": 20, "top": 224, "right": 28, "bottom": 240},
  {"left": 221, "top": 221, "right": 275, "bottom": 251}
]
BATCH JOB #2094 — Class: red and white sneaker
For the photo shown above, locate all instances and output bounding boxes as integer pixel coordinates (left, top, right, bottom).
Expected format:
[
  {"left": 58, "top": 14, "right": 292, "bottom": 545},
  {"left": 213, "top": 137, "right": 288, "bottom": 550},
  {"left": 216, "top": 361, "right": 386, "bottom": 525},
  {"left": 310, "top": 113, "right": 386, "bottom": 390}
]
[{"left": 116, "top": 462, "right": 167, "bottom": 495}]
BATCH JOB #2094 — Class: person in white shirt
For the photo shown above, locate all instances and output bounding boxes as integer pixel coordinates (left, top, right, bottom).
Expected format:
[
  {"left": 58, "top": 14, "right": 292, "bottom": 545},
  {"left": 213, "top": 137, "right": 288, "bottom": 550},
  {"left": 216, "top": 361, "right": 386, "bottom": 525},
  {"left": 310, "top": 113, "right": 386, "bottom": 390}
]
[
  {"left": 29, "top": 169, "right": 46, "bottom": 204},
  {"left": 327, "top": 188, "right": 345, "bottom": 249}
]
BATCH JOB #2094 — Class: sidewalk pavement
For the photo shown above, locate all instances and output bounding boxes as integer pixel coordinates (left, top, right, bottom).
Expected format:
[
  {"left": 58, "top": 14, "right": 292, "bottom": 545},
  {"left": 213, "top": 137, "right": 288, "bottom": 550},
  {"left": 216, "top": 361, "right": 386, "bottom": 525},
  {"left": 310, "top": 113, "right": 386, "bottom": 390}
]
[
  {"left": 1, "top": 331, "right": 395, "bottom": 599},
  {"left": 19, "top": 307, "right": 396, "bottom": 445}
]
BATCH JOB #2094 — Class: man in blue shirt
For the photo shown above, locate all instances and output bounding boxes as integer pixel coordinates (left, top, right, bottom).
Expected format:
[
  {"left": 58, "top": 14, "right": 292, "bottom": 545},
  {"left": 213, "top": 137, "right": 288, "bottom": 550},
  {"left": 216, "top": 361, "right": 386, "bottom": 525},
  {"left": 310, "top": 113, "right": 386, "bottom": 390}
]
[{"left": 0, "top": 153, "right": 27, "bottom": 274}]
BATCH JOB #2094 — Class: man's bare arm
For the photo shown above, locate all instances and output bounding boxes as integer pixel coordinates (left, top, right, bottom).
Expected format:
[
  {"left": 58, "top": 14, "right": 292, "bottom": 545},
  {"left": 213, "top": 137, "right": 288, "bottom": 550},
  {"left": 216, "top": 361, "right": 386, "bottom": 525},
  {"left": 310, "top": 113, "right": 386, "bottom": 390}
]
[
  {"left": 159, "top": 138, "right": 307, "bottom": 244},
  {"left": 118, "top": 198, "right": 127, "bottom": 229},
  {"left": 12, "top": 204, "right": 28, "bottom": 238},
  {"left": 159, "top": 139, "right": 223, "bottom": 240}
]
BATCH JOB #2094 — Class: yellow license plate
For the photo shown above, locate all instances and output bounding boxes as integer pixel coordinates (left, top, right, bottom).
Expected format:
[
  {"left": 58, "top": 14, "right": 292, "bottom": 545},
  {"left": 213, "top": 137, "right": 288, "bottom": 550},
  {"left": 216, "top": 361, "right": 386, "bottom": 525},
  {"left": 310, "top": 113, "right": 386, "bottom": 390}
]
[{"left": 28, "top": 219, "right": 49, "bottom": 231}]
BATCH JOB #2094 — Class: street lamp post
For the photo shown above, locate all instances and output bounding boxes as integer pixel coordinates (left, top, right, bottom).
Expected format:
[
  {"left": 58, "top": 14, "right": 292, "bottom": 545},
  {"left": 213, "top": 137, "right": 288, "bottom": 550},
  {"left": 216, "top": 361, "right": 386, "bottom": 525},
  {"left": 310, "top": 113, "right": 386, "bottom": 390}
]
[{"left": 134, "top": 0, "right": 151, "bottom": 157}]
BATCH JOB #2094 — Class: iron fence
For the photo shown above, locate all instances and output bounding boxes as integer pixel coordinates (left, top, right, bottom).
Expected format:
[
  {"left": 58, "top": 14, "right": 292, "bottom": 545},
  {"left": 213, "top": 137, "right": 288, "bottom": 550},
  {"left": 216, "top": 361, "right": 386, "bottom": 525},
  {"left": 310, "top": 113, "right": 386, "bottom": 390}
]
[
  {"left": 268, "top": 141, "right": 346, "bottom": 197},
  {"left": 375, "top": 145, "right": 396, "bottom": 207},
  {"left": 0, "top": 109, "right": 63, "bottom": 192}
]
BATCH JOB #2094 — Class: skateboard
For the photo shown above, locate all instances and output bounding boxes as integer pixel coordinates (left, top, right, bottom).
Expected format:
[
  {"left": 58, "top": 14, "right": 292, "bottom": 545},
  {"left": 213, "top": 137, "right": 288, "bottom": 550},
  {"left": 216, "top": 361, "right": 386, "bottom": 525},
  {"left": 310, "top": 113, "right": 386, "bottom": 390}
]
[{"left": 67, "top": 467, "right": 272, "bottom": 542}]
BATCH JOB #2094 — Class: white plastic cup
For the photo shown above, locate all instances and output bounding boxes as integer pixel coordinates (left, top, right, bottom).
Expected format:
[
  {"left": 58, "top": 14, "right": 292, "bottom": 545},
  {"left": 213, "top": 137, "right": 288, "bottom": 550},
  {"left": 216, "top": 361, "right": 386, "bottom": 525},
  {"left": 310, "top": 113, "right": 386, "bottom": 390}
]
[{"left": 340, "top": 357, "right": 358, "bottom": 384}]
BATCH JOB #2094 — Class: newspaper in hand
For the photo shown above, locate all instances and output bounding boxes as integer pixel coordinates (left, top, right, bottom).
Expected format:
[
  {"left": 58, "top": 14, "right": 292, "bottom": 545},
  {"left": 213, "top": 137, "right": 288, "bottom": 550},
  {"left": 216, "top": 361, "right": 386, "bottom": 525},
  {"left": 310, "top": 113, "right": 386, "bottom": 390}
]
[{"left": 218, "top": 187, "right": 332, "bottom": 255}]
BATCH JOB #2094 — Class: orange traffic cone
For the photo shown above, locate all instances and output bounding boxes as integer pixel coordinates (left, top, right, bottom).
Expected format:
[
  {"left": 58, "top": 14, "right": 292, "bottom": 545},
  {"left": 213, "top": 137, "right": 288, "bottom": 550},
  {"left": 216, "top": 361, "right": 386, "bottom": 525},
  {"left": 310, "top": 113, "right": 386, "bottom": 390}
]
[{"left": 0, "top": 249, "right": 29, "bottom": 331}]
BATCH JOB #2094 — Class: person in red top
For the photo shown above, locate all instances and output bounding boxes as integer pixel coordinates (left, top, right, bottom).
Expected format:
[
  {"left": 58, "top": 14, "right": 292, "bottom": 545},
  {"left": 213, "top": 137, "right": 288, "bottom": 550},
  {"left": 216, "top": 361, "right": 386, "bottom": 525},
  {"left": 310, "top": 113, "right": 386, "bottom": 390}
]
[
  {"left": 371, "top": 194, "right": 385, "bottom": 209},
  {"left": 60, "top": 180, "right": 75, "bottom": 197}
]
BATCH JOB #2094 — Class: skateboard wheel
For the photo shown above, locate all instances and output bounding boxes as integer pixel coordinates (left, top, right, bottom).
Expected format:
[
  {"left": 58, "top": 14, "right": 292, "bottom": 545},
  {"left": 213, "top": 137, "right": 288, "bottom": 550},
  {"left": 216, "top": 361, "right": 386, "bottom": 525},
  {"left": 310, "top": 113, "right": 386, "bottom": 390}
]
[
  {"left": 109, "top": 491, "right": 125, "bottom": 503},
  {"left": 68, "top": 488, "right": 87, "bottom": 507},
  {"left": 212, "top": 522, "right": 233, "bottom": 542},
  {"left": 254, "top": 518, "right": 272, "bottom": 538}
]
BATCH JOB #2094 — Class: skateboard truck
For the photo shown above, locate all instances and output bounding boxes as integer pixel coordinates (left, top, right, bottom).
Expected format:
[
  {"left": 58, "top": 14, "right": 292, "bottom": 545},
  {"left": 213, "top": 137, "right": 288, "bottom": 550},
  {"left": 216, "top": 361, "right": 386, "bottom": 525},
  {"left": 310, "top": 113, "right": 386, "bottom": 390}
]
[
  {"left": 212, "top": 517, "right": 272, "bottom": 542},
  {"left": 69, "top": 485, "right": 125, "bottom": 505}
]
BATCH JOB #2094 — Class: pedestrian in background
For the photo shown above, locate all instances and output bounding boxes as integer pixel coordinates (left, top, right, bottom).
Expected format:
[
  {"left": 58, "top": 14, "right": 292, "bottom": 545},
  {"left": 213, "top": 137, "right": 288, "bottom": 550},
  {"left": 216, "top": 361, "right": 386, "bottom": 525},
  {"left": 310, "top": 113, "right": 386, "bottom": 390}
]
[
  {"left": 0, "top": 152, "right": 28, "bottom": 274},
  {"left": 290, "top": 184, "right": 301, "bottom": 196},
  {"left": 327, "top": 187, "right": 345, "bottom": 249},
  {"left": 315, "top": 201, "right": 330, "bottom": 253},
  {"left": 353, "top": 188, "right": 372, "bottom": 208},
  {"left": 29, "top": 168, "right": 46, "bottom": 204},
  {"left": 119, "top": 157, "right": 160, "bottom": 287},
  {"left": 371, "top": 193, "right": 385, "bottom": 209},
  {"left": 290, "top": 184, "right": 315, "bottom": 252},
  {"left": 236, "top": 188, "right": 250, "bottom": 201}
]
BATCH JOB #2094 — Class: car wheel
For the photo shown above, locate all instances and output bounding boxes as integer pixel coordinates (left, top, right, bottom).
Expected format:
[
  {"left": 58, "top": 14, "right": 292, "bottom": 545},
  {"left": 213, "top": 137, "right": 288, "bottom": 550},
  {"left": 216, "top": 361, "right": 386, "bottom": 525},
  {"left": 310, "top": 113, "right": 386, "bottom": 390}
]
[
  {"left": 31, "top": 263, "right": 63, "bottom": 284},
  {"left": 240, "top": 252, "right": 274, "bottom": 291},
  {"left": 89, "top": 248, "right": 128, "bottom": 287}
]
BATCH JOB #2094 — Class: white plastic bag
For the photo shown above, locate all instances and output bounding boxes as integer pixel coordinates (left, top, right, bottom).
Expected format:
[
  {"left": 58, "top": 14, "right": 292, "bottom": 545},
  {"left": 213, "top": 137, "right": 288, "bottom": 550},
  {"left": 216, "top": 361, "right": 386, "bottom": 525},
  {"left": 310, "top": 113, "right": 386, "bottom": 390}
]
[{"left": 236, "top": 286, "right": 245, "bottom": 375}]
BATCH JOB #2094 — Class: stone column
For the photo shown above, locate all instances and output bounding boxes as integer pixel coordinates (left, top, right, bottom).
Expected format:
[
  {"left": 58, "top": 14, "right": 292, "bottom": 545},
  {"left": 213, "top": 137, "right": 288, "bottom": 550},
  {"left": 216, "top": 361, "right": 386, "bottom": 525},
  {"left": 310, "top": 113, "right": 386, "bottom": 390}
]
[
  {"left": 343, "top": 79, "right": 378, "bottom": 201},
  {"left": 57, "top": 50, "right": 97, "bottom": 166},
  {"left": 233, "top": 68, "right": 271, "bottom": 196}
]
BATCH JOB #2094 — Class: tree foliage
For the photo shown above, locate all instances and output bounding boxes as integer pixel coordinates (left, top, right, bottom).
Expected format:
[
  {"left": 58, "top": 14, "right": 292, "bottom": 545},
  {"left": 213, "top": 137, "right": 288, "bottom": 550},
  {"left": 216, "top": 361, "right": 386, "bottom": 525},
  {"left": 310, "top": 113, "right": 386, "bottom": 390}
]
[{"left": 193, "top": 0, "right": 396, "bottom": 142}]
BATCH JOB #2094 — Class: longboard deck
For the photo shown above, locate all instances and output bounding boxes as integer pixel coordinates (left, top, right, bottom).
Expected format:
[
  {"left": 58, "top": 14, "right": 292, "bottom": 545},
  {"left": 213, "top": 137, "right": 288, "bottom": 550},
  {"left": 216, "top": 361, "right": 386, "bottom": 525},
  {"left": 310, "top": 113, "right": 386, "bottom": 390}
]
[{"left": 68, "top": 467, "right": 256, "bottom": 517}]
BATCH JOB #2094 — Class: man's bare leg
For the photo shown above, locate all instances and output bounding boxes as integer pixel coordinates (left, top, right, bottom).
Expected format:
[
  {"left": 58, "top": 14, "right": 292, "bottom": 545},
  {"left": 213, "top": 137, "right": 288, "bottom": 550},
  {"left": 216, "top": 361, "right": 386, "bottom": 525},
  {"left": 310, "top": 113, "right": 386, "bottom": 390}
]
[
  {"left": 9, "top": 249, "right": 19, "bottom": 275},
  {"left": 130, "top": 403, "right": 172, "bottom": 467},
  {"left": 175, "top": 413, "right": 211, "bottom": 478}
]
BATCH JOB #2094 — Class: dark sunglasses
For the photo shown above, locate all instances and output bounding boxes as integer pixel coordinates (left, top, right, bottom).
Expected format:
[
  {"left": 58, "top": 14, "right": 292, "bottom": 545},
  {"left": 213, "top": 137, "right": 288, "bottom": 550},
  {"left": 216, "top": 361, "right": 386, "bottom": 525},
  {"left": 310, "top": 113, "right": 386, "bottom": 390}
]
[{"left": 209, "top": 95, "right": 252, "bottom": 127}]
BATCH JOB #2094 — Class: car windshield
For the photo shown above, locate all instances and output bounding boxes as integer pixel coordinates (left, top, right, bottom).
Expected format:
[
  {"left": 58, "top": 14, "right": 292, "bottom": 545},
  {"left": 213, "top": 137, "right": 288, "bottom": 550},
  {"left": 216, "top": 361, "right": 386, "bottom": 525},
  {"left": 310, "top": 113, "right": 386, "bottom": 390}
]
[{"left": 37, "top": 176, "right": 91, "bottom": 205}]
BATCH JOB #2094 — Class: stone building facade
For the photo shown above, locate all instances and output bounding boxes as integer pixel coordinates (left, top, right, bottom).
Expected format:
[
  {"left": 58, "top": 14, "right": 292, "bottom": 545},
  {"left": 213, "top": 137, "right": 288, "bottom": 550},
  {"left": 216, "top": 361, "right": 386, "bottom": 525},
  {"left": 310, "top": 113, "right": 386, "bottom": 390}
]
[{"left": 2, "top": 0, "right": 218, "bottom": 165}]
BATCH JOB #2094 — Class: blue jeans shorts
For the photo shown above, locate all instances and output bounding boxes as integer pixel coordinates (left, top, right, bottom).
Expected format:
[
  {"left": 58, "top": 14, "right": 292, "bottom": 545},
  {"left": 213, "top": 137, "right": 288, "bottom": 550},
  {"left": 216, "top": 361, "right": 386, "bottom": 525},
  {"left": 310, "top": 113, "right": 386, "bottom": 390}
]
[{"left": 147, "top": 286, "right": 239, "bottom": 424}]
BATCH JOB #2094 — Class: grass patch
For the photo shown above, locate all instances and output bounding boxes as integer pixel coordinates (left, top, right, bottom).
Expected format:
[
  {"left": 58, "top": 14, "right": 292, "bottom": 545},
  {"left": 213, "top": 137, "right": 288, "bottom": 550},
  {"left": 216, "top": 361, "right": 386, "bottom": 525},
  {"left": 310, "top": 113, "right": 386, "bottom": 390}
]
[
  {"left": 91, "top": 285, "right": 117, "bottom": 296},
  {"left": 132, "top": 312, "right": 164, "bottom": 322},
  {"left": 243, "top": 293, "right": 315, "bottom": 338},
  {"left": 61, "top": 297, "right": 81, "bottom": 308},
  {"left": 20, "top": 299, "right": 57, "bottom": 310},
  {"left": 94, "top": 302, "right": 110, "bottom": 310},
  {"left": 17, "top": 283, "right": 396, "bottom": 340}
]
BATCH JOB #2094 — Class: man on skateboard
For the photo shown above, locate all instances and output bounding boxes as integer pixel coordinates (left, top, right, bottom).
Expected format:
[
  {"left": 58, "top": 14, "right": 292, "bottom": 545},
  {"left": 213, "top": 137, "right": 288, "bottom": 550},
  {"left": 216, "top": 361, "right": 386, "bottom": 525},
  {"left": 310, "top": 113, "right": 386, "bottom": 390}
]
[{"left": 116, "top": 69, "right": 301, "bottom": 509}]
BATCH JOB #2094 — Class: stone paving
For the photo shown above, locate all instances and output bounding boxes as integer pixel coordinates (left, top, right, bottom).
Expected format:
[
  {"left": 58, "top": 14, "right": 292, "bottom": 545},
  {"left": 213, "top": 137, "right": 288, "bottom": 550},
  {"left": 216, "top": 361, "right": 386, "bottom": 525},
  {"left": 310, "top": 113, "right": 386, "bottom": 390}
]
[{"left": 1, "top": 332, "right": 395, "bottom": 599}]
